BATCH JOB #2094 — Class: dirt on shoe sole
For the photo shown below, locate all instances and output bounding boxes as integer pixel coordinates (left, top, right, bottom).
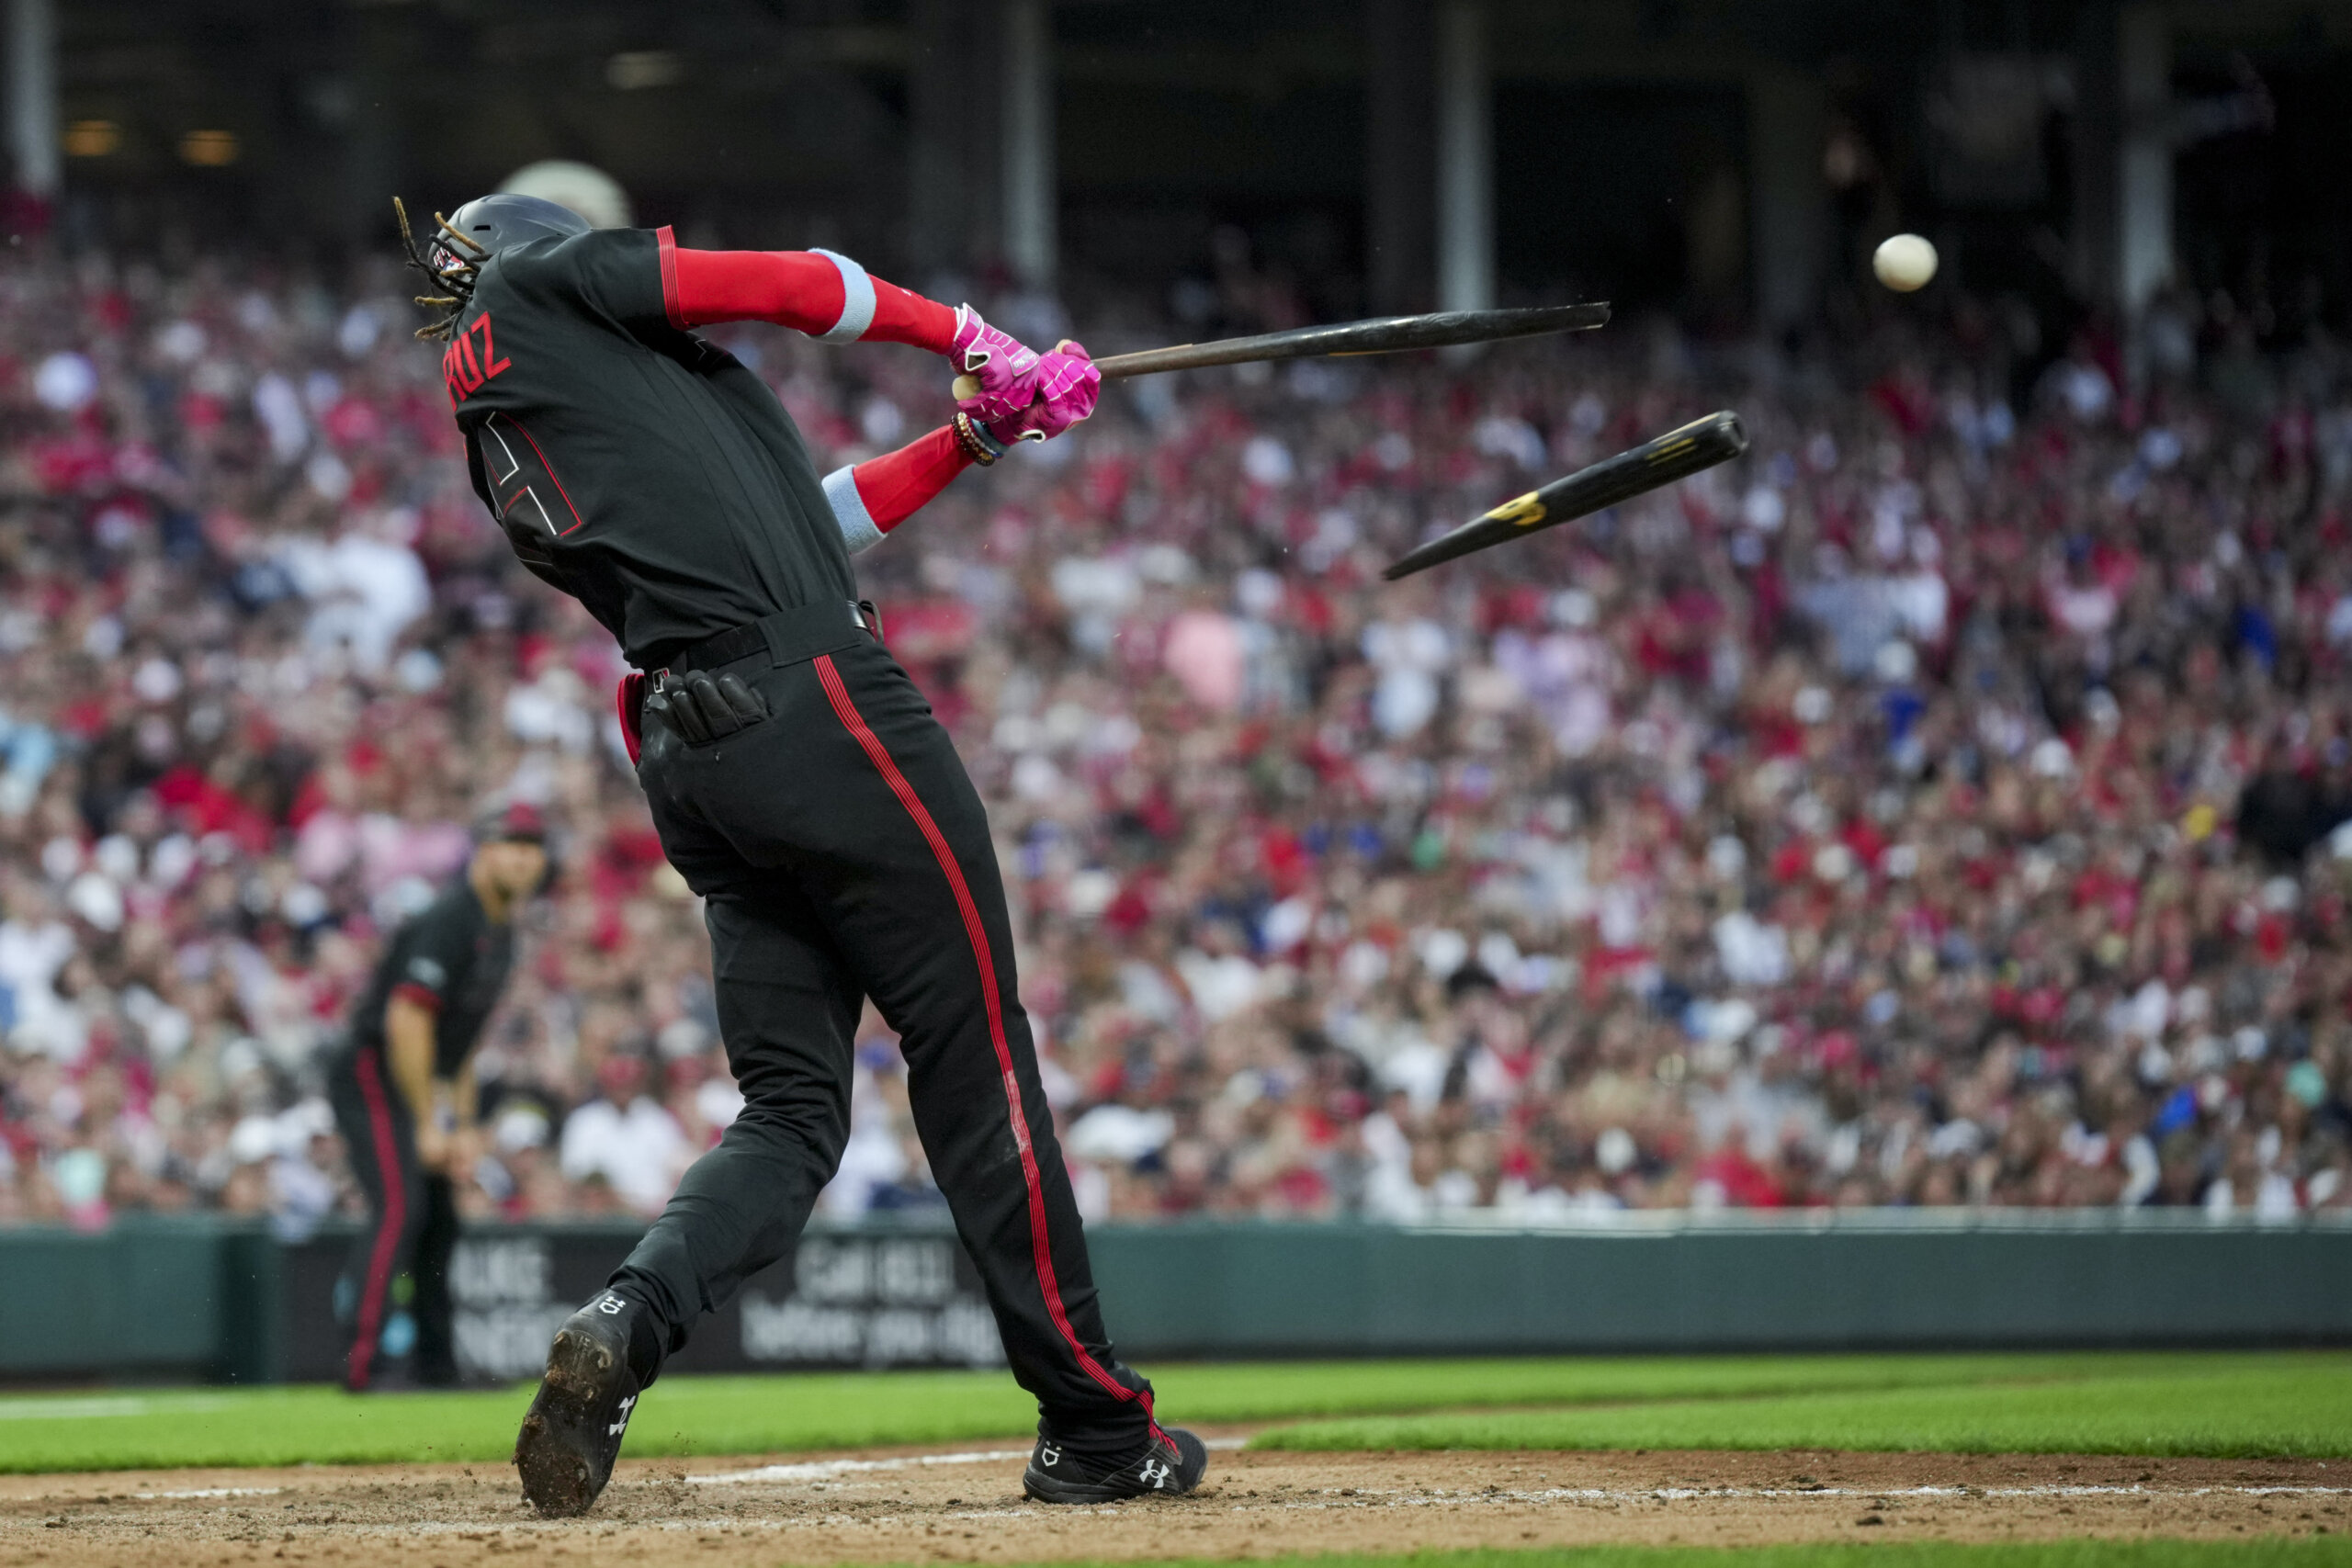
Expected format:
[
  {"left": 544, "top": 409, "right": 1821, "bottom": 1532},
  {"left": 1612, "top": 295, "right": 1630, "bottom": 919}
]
[{"left": 513, "top": 1326, "right": 623, "bottom": 1518}]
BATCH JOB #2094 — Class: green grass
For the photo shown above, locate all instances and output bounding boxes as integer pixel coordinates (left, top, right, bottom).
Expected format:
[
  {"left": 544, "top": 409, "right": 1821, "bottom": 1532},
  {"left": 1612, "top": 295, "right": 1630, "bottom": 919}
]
[
  {"left": 0, "top": 1351, "right": 2346, "bottom": 1472},
  {"left": 0, "top": 1371, "right": 1027, "bottom": 1473},
  {"left": 1251, "top": 1356, "right": 2352, "bottom": 1460},
  {"left": 1158, "top": 1352, "right": 2232, "bottom": 1423},
  {"left": 949, "top": 1550, "right": 2352, "bottom": 1568}
]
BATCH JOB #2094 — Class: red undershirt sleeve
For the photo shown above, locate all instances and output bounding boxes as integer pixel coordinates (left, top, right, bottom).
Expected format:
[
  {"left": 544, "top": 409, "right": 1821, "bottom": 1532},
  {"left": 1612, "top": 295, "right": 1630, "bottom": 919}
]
[
  {"left": 656, "top": 227, "right": 957, "bottom": 351},
  {"left": 390, "top": 982, "right": 445, "bottom": 1012},
  {"left": 820, "top": 426, "right": 972, "bottom": 553}
]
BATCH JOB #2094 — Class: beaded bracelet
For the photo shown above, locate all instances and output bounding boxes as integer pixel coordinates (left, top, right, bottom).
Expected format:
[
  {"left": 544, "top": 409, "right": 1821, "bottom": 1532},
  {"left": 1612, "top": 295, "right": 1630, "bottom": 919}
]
[{"left": 953, "top": 411, "right": 1005, "bottom": 467}]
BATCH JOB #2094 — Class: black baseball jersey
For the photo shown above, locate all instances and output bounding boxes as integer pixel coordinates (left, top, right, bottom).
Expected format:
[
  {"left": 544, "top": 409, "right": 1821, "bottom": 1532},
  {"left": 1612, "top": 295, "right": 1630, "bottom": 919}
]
[
  {"left": 441, "top": 227, "right": 854, "bottom": 671},
  {"left": 349, "top": 878, "right": 515, "bottom": 1076}
]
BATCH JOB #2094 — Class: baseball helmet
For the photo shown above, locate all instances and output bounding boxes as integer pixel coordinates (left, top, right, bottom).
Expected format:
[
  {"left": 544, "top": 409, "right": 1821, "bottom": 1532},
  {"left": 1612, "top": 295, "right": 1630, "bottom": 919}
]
[{"left": 431, "top": 192, "right": 592, "bottom": 271}]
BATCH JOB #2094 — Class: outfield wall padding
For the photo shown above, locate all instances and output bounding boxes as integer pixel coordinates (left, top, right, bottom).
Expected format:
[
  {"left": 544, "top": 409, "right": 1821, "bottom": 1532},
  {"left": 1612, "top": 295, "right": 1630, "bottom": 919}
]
[
  {"left": 1084, "top": 1218, "right": 2352, "bottom": 1356},
  {"left": 0, "top": 1218, "right": 232, "bottom": 1378},
  {"left": 6, "top": 1214, "right": 2347, "bottom": 1382}
]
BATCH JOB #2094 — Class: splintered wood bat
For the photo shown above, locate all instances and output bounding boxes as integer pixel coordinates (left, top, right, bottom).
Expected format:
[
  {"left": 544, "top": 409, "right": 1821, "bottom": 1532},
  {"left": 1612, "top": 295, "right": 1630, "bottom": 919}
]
[{"left": 1383, "top": 411, "right": 1749, "bottom": 580}]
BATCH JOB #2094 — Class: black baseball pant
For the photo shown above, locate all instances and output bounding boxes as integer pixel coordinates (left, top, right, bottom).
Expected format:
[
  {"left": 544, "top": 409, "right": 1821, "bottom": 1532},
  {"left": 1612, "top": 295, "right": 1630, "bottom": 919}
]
[
  {"left": 614, "top": 628, "right": 1157, "bottom": 1459},
  {"left": 327, "top": 1043, "right": 460, "bottom": 1390}
]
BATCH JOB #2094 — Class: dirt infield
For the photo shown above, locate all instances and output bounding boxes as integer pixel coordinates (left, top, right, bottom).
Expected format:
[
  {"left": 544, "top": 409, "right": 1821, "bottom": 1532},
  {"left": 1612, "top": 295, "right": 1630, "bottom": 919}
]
[{"left": 3, "top": 1439, "right": 2346, "bottom": 1565}]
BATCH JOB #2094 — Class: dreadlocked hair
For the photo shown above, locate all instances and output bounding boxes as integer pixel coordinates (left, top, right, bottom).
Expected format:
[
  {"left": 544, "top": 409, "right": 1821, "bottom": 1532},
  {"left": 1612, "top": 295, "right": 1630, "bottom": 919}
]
[{"left": 394, "top": 197, "right": 487, "bottom": 342}]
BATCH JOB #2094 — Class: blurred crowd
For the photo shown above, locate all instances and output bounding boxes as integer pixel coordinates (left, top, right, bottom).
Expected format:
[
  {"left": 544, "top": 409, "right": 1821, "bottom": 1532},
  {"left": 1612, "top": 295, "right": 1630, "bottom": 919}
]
[{"left": 1, "top": 234, "right": 2350, "bottom": 1238}]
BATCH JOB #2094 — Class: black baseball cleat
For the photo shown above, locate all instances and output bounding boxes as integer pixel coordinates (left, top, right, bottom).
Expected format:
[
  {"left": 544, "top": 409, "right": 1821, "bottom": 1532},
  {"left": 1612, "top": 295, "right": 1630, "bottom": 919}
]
[
  {"left": 1023, "top": 1425, "right": 1209, "bottom": 1504},
  {"left": 513, "top": 1292, "right": 646, "bottom": 1517}
]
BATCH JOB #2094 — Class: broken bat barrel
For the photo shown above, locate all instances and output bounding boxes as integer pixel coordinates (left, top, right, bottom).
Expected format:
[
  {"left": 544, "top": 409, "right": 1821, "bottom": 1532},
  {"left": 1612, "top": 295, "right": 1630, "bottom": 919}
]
[{"left": 1383, "top": 410, "right": 1749, "bottom": 581}]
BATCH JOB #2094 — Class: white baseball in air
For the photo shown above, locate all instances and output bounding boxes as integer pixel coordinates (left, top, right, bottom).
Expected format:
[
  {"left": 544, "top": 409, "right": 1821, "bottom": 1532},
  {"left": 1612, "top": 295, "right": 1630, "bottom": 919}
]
[{"left": 1872, "top": 233, "right": 1939, "bottom": 293}]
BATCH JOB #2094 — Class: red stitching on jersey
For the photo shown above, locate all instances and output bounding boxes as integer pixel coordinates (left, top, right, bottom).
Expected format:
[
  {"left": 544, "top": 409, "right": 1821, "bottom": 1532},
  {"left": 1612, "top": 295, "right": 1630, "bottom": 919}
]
[
  {"left": 503, "top": 414, "right": 588, "bottom": 537},
  {"left": 812, "top": 653, "right": 1146, "bottom": 1419},
  {"left": 656, "top": 225, "right": 685, "bottom": 330}
]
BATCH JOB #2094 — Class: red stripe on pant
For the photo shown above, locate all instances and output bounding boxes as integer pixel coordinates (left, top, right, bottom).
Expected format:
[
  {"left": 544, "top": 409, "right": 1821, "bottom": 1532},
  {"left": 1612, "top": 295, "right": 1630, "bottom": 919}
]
[
  {"left": 813, "top": 653, "right": 1150, "bottom": 1424},
  {"left": 349, "top": 1048, "right": 409, "bottom": 1391}
]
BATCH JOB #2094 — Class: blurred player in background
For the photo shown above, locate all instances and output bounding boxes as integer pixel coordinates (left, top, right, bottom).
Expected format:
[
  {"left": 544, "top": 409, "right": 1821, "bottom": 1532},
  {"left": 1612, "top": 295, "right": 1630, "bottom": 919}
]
[
  {"left": 400, "top": 193, "right": 1204, "bottom": 1516},
  {"left": 326, "top": 802, "right": 550, "bottom": 1392}
]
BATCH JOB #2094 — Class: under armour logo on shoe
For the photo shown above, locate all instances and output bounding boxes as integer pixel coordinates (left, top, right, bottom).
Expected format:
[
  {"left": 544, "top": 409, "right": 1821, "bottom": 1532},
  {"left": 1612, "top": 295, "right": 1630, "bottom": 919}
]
[
  {"left": 1038, "top": 1443, "right": 1060, "bottom": 1468},
  {"left": 609, "top": 1393, "right": 635, "bottom": 1437},
  {"left": 1138, "top": 1457, "right": 1172, "bottom": 1489}
]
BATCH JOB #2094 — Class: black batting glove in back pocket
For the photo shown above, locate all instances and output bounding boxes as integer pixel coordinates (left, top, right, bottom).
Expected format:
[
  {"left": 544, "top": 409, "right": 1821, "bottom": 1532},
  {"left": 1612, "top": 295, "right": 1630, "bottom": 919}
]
[{"left": 645, "top": 670, "right": 769, "bottom": 745}]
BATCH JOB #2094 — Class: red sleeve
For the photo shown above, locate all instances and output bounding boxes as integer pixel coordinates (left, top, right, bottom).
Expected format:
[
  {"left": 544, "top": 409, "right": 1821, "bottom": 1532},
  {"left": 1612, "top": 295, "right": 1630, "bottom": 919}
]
[
  {"left": 390, "top": 982, "right": 445, "bottom": 1013},
  {"left": 850, "top": 426, "right": 972, "bottom": 533},
  {"left": 657, "top": 228, "right": 957, "bottom": 351}
]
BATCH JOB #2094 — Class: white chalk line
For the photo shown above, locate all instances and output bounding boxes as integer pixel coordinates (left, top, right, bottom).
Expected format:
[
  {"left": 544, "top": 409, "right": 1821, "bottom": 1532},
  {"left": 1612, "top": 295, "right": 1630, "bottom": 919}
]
[
  {"left": 686, "top": 1448, "right": 1028, "bottom": 1485},
  {"left": 685, "top": 1437, "right": 1246, "bottom": 1487}
]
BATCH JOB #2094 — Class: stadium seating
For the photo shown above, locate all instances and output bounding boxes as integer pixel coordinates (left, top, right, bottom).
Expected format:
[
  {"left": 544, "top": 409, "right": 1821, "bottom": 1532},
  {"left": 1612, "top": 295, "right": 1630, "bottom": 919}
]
[{"left": 0, "top": 249, "right": 2346, "bottom": 1229}]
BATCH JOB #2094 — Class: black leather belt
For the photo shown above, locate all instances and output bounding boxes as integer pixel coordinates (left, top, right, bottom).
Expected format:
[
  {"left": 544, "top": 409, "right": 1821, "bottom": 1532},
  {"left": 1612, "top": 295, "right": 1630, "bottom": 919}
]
[{"left": 669, "top": 599, "right": 879, "bottom": 674}]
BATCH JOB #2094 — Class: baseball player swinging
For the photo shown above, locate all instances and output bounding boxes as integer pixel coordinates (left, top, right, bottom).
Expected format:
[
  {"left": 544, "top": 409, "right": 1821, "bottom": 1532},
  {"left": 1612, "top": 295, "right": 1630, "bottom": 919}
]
[{"left": 398, "top": 194, "right": 1204, "bottom": 1517}]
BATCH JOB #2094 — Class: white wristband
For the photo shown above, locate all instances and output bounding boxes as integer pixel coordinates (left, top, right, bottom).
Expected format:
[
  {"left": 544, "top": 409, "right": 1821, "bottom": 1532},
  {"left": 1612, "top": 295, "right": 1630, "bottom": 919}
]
[
  {"left": 822, "top": 465, "right": 886, "bottom": 554},
  {"left": 811, "top": 249, "right": 876, "bottom": 344}
]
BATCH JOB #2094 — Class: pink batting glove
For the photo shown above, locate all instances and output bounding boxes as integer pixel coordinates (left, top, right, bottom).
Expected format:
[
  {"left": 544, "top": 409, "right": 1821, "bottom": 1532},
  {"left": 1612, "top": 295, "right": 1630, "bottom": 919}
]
[
  {"left": 949, "top": 305, "right": 1041, "bottom": 424},
  {"left": 982, "top": 344, "right": 1101, "bottom": 446},
  {"left": 980, "top": 410, "right": 1037, "bottom": 449},
  {"left": 1025, "top": 342, "right": 1100, "bottom": 439}
]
